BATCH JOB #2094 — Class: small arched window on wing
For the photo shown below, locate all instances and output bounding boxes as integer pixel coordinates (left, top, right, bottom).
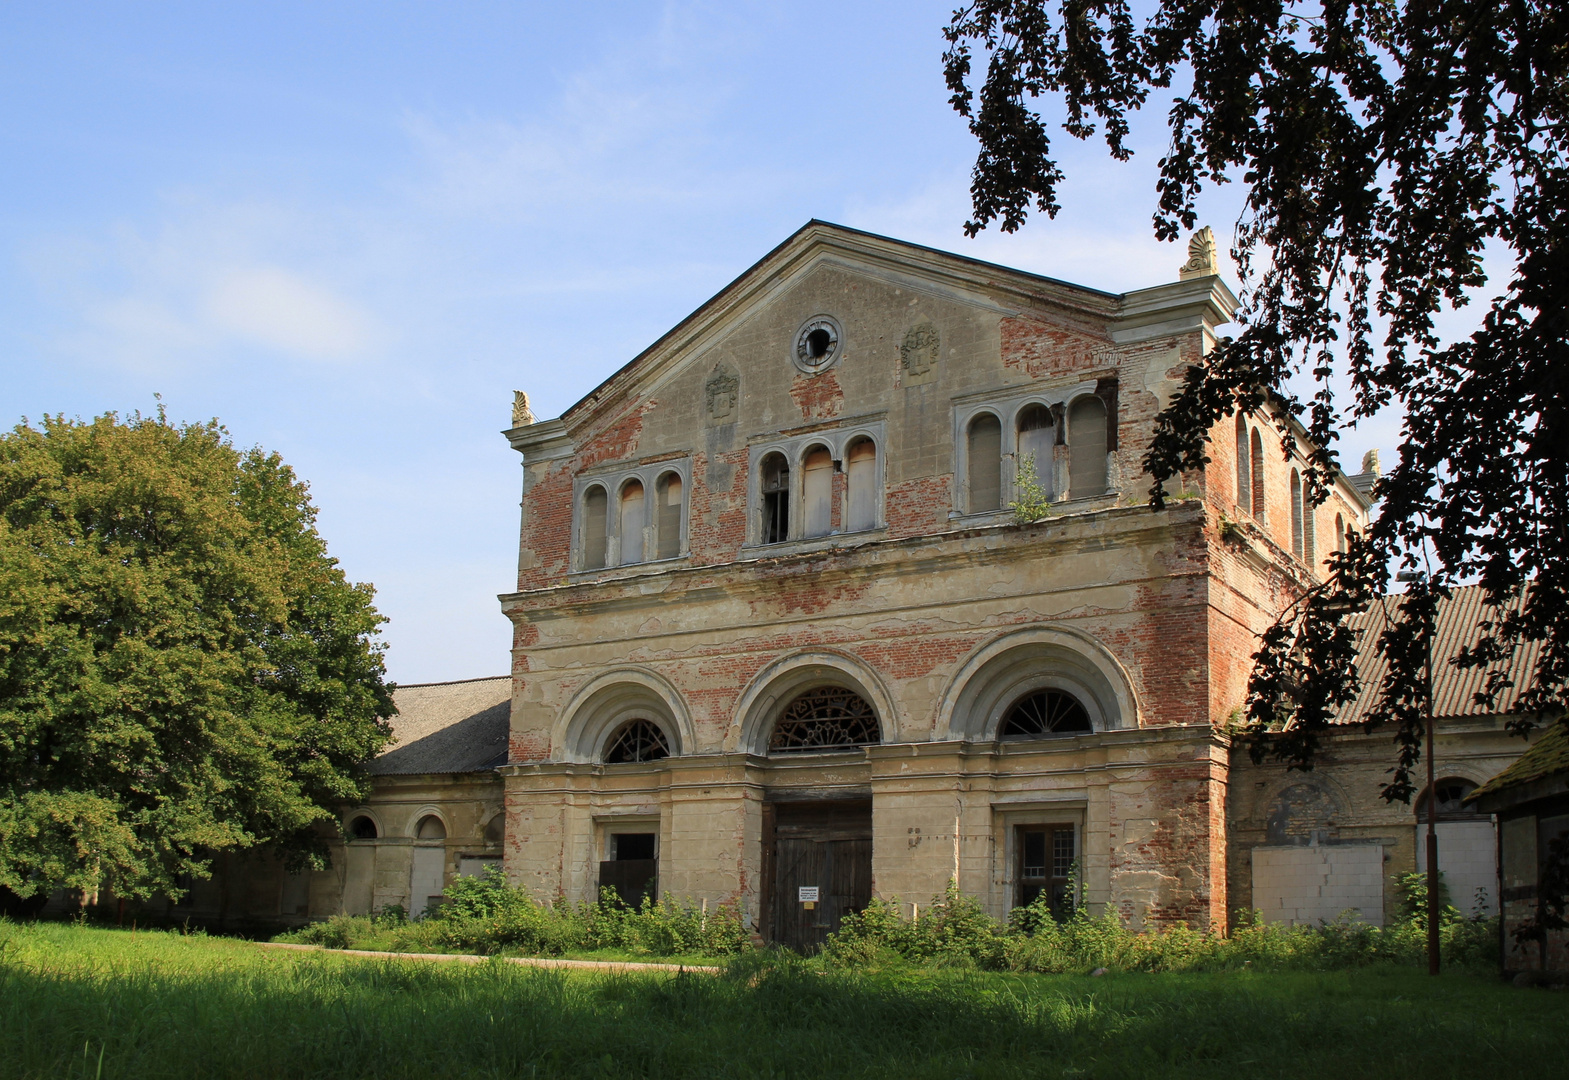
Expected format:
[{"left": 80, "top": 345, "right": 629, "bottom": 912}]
[
  {"left": 760, "top": 452, "right": 791, "bottom": 544},
  {"left": 1000, "top": 689, "right": 1092, "bottom": 738},
  {"left": 1250, "top": 428, "right": 1267, "bottom": 521},
  {"left": 1335, "top": 512, "right": 1347, "bottom": 553},
  {"left": 1016, "top": 405, "right": 1056, "bottom": 502},
  {"left": 484, "top": 814, "right": 505, "bottom": 844},
  {"left": 1068, "top": 396, "right": 1108, "bottom": 498},
  {"left": 416, "top": 815, "right": 447, "bottom": 841},
  {"left": 1235, "top": 413, "right": 1250, "bottom": 509},
  {"left": 604, "top": 719, "right": 671, "bottom": 763},
  {"left": 967, "top": 413, "right": 1002, "bottom": 513},
  {"left": 1290, "top": 469, "right": 1305, "bottom": 559},
  {"left": 656, "top": 472, "right": 683, "bottom": 560},
  {"left": 845, "top": 438, "right": 878, "bottom": 532},
  {"left": 582, "top": 485, "right": 609, "bottom": 570},
  {"left": 348, "top": 815, "right": 378, "bottom": 840},
  {"left": 803, "top": 445, "right": 833, "bottom": 538}
]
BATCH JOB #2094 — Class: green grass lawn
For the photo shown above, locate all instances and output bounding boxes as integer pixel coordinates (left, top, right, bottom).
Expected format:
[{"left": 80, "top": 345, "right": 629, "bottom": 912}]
[{"left": 2, "top": 920, "right": 1563, "bottom": 1080}]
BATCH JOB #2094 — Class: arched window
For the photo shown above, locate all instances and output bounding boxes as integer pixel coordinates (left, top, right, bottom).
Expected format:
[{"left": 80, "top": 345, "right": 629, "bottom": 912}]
[
  {"left": 603, "top": 719, "right": 671, "bottom": 763},
  {"left": 769, "top": 687, "right": 879, "bottom": 753},
  {"left": 803, "top": 445, "right": 833, "bottom": 538},
  {"left": 1290, "top": 469, "right": 1305, "bottom": 558},
  {"left": 845, "top": 438, "right": 878, "bottom": 532},
  {"left": 582, "top": 485, "right": 608, "bottom": 570},
  {"left": 1000, "top": 689, "right": 1093, "bottom": 738},
  {"left": 1304, "top": 496, "right": 1316, "bottom": 566},
  {"left": 967, "top": 413, "right": 1002, "bottom": 513},
  {"left": 656, "top": 473, "right": 683, "bottom": 560},
  {"left": 484, "top": 814, "right": 505, "bottom": 844},
  {"left": 416, "top": 815, "right": 447, "bottom": 841},
  {"left": 1235, "top": 413, "right": 1250, "bottom": 508},
  {"left": 1016, "top": 405, "right": 1056, "bottom": 502},
  {"left": 1335, "top": 512, "right": 1347, "bottom": 553},
  {"left": 1250, "top": 428, "right": 1266, "bottom": 521},
  {"left": 348, "top": 815, "right": 378, "bottom": 840},
  {"left": 619, "top": 479, "right": 646, "bottom": 564},
  {"left": 1417, "top": 778, "right": 1482, "bottom": 820},
  {"left": 760, "top": 452, "right": 790, "bottom": 544},
  {"left": 1068, "top": 396, "right": 1108, "bottom": 498}
]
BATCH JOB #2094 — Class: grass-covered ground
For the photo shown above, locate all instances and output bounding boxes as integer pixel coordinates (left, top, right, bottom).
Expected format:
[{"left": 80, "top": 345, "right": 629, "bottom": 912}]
[{"left": 2, "top": 921, "right": 1564, "bottom": 1079}]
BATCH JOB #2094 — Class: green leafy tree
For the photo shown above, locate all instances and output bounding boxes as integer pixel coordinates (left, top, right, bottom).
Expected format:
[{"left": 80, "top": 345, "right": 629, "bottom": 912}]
[
  {"left": 0, "top": 411, "right": 393, "bottom": 903},
  {"left": 942, "top": 1, "right": 1567, "bottom": 797}
]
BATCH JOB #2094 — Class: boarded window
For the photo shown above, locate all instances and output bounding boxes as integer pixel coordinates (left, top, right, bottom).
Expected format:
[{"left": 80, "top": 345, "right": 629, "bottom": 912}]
[
  {"left": 761, "top": 453, "right": 790, "bottom": 544},
  {"left": 845, "top": 439, "right": 877, "bottom": 532},
  {"left": 1068, "top": 396, "right": 1108, "bottom": 498},
  {"left": 1235, "top": 413, "right": 1250, "bottom": 508},
  {"left": 656, "top": 473, "right": 682, "bottom": 560},
  {"left": 1016, "top": 405, "right": 1056, "bottom": 502},
  {"left": 582, "top": 486, "right": 608, "bottom": 570},
  {"left": 619, "top": 480, "right": 646, "bottom": 564},
  {"left": 1290, "top": 469, "right": 1305, "bottom": 558},
  {"left": 967, "top": 413, "right": 1002, "bottom": 513},
  {"left": 604, "top": 719, "right": 671, "bottom": 763},
  {"left": 1000, "top": 690, "right": 1092, "bottom": 737},
  {"left": 1250, "top": 428, "right": 1267, "bottom": 520},
  {"left": 803, "top": 446, "right": 833, "bottom": 538},
  {"left": 769, "top": 687, "right": 880, "bottom": 753},
  {"left": 1304, "top": 496, "right": 1316, "bottom": 566}
]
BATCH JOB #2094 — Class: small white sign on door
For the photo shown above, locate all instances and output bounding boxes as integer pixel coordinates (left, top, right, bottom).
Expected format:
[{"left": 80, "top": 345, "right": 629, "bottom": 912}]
[{"left": 798, "top": 886, "right": 820, "bottom": 903}]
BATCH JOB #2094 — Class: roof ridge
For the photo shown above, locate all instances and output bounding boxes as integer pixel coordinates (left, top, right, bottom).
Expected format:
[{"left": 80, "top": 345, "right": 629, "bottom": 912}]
[{"left": 393, "top": 675, "right": 511, "bottom": 689}]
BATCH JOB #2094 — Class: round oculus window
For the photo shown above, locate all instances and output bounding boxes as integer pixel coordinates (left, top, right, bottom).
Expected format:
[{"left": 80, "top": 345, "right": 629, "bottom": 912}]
[{"left": 793, "top": 315, "right": 842, "bottom": 374}]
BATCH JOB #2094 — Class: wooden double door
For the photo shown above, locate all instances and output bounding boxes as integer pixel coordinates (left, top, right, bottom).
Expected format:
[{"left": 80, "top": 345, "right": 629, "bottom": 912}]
[{"left": 765, "top": 799, "right": 873, "bottom": 953}]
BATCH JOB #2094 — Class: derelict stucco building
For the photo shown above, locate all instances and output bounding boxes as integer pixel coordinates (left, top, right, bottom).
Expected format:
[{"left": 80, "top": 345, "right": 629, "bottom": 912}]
[{"left": 130, "top": 222, "right": 1540, "bottom": 946}]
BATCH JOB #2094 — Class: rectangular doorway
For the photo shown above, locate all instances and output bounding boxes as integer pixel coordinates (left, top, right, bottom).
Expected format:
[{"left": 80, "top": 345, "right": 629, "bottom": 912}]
[
  {"left": 767, "top": 799, "right": 872, "bottom": 953},
  {"left": 1017, "top": 824, "right": 1075, "bottom": 917},
  {"left": 599, "top": 831, "right": 658, "bottom": 908}
]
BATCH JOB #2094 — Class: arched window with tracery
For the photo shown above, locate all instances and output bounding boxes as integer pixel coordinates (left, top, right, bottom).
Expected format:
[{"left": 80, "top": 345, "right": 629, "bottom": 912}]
[
  {"left": 603, "top": 719, "right": 671, "bottom": 763},
  {"left": 769, "top": 687, "right": 879, "bottom": 753},
  {"left": 999, "top": 689, "right": 1092, "bottom": 738},
  {"left": 967, "top": 413, "right": 1002, "bottom": 513}
]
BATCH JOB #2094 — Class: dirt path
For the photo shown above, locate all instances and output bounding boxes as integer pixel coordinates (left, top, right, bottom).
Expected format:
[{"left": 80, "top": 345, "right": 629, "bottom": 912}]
[{"left": 256, "top": 941, "right": 721, "bottom": 975}]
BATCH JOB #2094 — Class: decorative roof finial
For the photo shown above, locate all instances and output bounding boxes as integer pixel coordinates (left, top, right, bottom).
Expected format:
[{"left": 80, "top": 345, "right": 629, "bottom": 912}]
[
  {"left": 1178, "top": 226, "right": 1218, "bottom": 280},
  {"left": 511, "top": 391, "right": 535, "bottom": 428}
]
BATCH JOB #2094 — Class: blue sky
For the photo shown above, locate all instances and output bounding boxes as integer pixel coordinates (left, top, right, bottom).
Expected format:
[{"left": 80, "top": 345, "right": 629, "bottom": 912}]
[{"left": 1, "top": 2, "right": 1405, "bottom": 683}]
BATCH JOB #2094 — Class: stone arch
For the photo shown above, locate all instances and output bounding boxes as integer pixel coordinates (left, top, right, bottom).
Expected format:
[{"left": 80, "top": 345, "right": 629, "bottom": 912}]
[
  {"left": 552, "top": 667, "right": 694, "bottom": 763},
  {"left": 936, "top": 625, "right": 1140, "bottom": 741},
  {"left": 730, "top": 649, "right": 898, "bottom": 755},
  {"left": 345, "top": 808, "right": 382, "bottom": 841},
  {"left": 408, "top": 806, "right": 449, "bottom": 840},
  {"left": 1260, "top": 780, "right": 1346, "bottom": 844}
]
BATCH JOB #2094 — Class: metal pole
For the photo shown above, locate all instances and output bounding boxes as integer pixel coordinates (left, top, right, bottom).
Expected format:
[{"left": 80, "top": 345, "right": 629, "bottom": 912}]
[{"left": 1425, "top": 621, "right": 1440, "bottom": 976}]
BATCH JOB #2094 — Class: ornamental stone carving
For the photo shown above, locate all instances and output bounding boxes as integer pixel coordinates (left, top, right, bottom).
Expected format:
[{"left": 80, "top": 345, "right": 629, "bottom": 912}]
[
  {"left": 705, "top": 364, "right": 740, "bottom": 423},
  {"left": 511, "top": 390, "right": 535, "bottom": 427},
  {"left": 1178, "top": 226, "right": 1218, "bottom": 280},
  {"left": 899, "top": 322, "right": 940, "bottom": 384}
]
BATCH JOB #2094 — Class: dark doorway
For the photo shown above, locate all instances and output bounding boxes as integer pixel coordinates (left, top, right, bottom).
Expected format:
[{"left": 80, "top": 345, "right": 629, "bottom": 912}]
[
  {"left": 765, "top": 799, "right": 873, "bottom": 953},
  {"left": 599, "top": 832, "right": 657, "bottom": 908}
]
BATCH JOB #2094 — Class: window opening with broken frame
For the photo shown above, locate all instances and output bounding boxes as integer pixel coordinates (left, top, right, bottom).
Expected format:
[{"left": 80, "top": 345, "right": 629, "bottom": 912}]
[
  {"left": 1017, "top": 824, "right": 1076, "bottom": 917},
  {"left": 603, "top": 719, "right": 671, "bottom": 763},
  {"left": 769, "top": 687, "right": 879, "bottom": 753},
  {"left": 1000, "top": 689, "right": 1092, "bottom": 738},
  {"left": 761, "top": 452, "right": 791, "bottom": 544}
]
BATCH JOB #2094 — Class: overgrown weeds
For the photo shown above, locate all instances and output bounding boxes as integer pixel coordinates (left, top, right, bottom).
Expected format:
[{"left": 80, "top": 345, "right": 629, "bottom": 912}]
[
  {"left": 822, "top": 878, "right": 1499, "bottom": 973},
  {"left": 275, "top": 867, "right": 747, "bottom": 959}
]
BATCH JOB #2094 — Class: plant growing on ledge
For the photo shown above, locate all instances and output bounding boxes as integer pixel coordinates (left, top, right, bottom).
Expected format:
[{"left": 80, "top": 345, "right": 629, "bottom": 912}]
[{"left": 1010, "top": 454, "right": 1052, "bottom": 524}]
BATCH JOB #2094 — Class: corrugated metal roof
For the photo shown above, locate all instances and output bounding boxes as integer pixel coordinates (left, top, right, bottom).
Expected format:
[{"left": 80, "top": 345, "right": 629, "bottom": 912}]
[
  {"left": 1334, "top": 585, "right": 1542, "bottom": 724},
  {"left": 368, "top": 675, "right": 511, "bottom": 775}
]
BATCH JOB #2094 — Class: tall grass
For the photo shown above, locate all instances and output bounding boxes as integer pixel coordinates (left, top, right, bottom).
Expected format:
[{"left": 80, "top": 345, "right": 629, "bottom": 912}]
[
  {"left": 823, "top": 876, "right": 1499, "bottom": 973},
  {"left": 275, "top": 868, "right": 748, "bottom": 960},
  {"left": 1, "top": 920, "right": 1562, "bottom": 1080}
]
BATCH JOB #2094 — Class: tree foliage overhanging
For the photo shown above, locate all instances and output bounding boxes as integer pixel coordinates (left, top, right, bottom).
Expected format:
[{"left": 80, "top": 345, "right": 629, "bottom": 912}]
[
  {"left": 0, "top": 412, "right": 394, "bottom": 900},
  {"left": 944, "top": 0, "right": 1567, "bottom": 798}
]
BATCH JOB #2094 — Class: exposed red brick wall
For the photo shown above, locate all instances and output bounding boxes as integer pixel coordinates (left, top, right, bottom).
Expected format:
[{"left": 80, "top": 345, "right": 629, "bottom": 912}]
[
  {"left": 885, "top": 475, "right": 951, "bottom": 537},
  {"left": 789, "top": 369, "right": 844, "bottom": 419}
]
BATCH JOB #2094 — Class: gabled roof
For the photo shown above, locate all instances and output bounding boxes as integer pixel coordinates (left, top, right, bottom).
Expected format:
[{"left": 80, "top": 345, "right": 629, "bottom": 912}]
[
  {"left": 368, "top": 676, "right": 511, "bottom": 776},
  {"left": 506, "top": 220, "right": 1237, "bottom": 446},
  {"left": 1334, "top": 586, "right": 1542, "bottom": 724},
  {"left": 1467, "top": 721, "right": 1569, "bottom": 812}
]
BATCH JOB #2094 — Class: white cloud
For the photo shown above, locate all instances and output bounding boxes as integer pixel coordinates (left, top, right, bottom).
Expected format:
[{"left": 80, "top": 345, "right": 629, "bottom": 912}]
[{"left": 207, "top": 265, "right": 373, "bottom": 360}]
